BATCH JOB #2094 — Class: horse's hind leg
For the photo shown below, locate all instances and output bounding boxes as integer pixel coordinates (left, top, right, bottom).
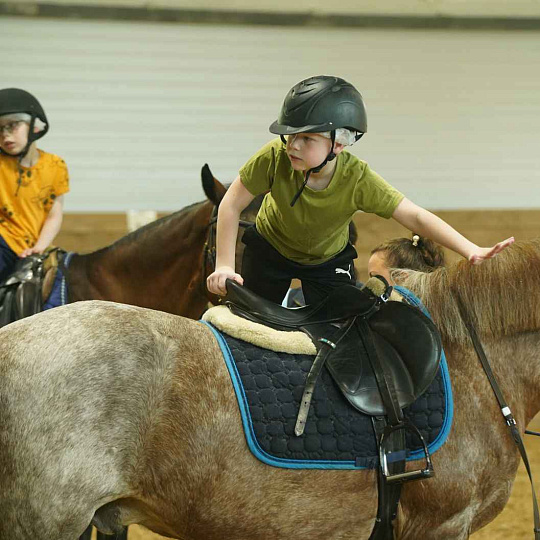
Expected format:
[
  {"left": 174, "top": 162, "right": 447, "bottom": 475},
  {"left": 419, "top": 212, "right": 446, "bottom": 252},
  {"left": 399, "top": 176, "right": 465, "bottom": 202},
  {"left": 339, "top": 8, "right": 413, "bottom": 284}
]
[
  {"left": 79, "top": 525, "right": 93, "bottom": 540},
  {"left": 96, "top": 526, "right": 128, "bottom": 540}
]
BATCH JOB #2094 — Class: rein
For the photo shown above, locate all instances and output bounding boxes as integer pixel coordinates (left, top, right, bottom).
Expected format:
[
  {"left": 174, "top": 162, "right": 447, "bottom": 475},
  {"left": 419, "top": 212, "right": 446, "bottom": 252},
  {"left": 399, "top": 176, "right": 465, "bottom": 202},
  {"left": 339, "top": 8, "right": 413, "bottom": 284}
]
[
  {"left": 202, "top": 204, "right": 253, "bottom": 295},
  {"left": 453, "top": 290, "right": 540, "bottom": 539}
]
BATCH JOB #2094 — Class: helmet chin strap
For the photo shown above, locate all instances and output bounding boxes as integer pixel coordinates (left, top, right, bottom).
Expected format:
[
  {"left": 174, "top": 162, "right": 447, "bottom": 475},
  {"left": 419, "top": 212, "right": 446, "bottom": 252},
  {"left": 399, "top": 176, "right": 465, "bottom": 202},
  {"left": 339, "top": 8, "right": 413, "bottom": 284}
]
[{"left": 289, "top": 130, "right": 336, "bottom": 207}]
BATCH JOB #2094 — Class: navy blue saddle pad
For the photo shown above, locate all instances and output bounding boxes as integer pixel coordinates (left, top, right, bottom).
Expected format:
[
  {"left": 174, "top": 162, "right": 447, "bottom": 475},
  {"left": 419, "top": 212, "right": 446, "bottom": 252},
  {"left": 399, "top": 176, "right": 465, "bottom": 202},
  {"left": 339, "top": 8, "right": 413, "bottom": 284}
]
[{"left": 203, "top": 287, "right": 453, "bottom": 470}]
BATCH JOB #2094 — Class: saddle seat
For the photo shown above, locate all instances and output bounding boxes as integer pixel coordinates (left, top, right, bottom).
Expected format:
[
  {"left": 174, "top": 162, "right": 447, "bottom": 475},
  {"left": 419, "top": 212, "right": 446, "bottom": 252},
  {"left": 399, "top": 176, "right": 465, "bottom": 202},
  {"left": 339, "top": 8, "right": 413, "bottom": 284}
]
[
  {"left": 225, "top": 279, "right": 380, "bottom": 330},
  {"left": 224, "top": 279, "right": 442, "bottom": 417}
]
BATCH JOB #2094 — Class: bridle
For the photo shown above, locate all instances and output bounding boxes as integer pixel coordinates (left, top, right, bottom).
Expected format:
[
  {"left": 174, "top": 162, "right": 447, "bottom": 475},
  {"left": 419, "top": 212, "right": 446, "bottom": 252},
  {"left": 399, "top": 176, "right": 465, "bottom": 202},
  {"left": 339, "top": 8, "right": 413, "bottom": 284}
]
[
  {"left": 453, "top": 289, "right": 540, "bottom": 539},
  {"left": 202, "top": 204, "right": 253, "bottom": 297}
]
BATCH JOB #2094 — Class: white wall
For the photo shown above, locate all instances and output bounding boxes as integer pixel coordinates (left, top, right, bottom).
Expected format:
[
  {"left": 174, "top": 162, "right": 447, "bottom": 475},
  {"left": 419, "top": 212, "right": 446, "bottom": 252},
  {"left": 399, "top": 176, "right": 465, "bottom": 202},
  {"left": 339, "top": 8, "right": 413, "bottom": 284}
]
[{"left": 2, "top": 15, "right": 539, "bottom": 211}]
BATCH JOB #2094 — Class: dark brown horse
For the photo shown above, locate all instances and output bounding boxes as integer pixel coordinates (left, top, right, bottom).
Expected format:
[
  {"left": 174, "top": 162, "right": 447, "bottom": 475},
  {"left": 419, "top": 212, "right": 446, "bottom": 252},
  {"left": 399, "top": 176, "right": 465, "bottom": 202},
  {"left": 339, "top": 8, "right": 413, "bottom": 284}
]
[
  {"left": 63, "top": 165, "right": 259, "bottom": 320},
  {"left": 1, "top": 239, "right": 540, "bottom": 539}
]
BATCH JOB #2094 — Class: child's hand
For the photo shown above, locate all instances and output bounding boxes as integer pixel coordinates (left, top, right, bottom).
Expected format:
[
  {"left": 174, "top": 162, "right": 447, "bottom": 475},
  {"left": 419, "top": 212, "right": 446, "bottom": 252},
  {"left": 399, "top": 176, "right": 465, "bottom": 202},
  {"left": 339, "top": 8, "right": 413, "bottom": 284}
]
[
  {"left": 207, "top": 266, "right": 244, "bottom": 296},
  {"left": 20, "top": 246, "right": 44, "bottom": 258},
  {"left": 468, "top": 237, "right": 515, "bottom": 265}
]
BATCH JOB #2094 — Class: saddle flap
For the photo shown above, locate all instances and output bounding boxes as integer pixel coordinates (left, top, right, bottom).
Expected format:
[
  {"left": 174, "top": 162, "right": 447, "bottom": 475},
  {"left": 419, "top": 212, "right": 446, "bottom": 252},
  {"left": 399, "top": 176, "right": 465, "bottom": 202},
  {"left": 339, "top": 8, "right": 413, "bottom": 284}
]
[
  {"left": 325, "top": 301, "right": 442, "bottom": 417},
  {"left": 369, "top": 301, "right": 442, "bottom": 398}
]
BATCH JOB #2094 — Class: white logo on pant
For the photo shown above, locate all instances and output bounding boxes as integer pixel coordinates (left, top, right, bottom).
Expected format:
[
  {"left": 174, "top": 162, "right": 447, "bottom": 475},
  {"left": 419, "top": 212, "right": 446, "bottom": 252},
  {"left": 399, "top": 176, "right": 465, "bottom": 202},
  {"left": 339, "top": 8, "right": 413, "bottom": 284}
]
[{"left": 335, "top": 264, "right": 352, "bottom": 279}]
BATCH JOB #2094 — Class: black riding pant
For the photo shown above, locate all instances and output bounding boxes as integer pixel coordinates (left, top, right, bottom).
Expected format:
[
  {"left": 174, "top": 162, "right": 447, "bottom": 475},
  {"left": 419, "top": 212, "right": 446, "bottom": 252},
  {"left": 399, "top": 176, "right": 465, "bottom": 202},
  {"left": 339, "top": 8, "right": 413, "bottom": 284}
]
[
  {"left": 0, "top": 235, "right": 18, "bottom": 283},
  {"left": 241, "top": 226, "right": 357, "bottom": 305}
]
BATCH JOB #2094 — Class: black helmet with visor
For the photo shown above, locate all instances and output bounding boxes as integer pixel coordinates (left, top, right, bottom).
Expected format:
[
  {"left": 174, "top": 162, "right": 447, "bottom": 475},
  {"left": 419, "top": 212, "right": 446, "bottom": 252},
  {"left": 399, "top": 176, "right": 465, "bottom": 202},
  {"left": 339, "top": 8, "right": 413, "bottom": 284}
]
[
  {"left": 269, "top": 76, "right": 367, "bottom": 206},
  {"left": 269, "top": 75, "right": 367, "bottom": 136}
]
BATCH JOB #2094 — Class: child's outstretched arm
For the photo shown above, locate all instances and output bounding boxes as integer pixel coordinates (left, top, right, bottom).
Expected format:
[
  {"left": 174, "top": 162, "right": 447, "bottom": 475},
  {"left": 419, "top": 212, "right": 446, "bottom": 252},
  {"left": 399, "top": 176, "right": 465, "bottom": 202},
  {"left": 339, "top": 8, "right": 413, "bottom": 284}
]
[
  {"left": 391, "top": 198, "right": 514, "bottom": 264},
  {"left": 206, "top": 176, "right": 255, "bottom": 296},
  {"left": 20, "top": 195, "right": 65, "bottom": 258}
]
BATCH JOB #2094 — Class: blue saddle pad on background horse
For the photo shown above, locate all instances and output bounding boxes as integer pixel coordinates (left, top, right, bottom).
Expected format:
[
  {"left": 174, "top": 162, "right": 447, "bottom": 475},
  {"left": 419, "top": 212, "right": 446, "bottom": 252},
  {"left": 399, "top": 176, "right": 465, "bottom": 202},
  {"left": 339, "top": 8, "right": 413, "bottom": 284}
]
[
  {"left": 203, "top": 287, "right": 453, "bottom": 470},
  {"left": 43, "top": 252, "right": 74, "bottom": 310}
]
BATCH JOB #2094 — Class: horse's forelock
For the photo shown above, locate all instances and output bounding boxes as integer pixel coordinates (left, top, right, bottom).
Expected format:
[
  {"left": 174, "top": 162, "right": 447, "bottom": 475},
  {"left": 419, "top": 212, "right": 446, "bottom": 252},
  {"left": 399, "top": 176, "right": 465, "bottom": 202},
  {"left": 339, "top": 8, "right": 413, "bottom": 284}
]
[{"left": 399, "top": 239, "right": 540, "bottom": 345}]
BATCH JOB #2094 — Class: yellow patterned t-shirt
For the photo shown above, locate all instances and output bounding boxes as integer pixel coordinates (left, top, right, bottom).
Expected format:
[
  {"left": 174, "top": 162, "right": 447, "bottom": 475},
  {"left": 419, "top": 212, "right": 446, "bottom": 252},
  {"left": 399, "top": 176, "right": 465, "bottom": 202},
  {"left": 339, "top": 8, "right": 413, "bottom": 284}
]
[{"left": 0, "top": 150, "right": 69, "bottom": 255}]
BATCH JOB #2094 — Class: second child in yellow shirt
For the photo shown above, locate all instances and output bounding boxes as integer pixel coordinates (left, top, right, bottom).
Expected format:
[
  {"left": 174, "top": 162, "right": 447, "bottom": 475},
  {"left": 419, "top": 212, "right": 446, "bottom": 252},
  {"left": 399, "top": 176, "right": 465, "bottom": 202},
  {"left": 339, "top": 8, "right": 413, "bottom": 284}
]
[{"left": 0, "top": 88, "right": 69, "bottom": 282}]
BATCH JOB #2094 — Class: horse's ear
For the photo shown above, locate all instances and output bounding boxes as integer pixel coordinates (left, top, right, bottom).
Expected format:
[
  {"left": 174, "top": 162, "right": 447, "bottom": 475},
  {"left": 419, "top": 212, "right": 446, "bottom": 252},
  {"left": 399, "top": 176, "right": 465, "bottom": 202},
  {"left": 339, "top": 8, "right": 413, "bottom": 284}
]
[{"left": 201, "top": 164, "right": 227, "bottom": 207}]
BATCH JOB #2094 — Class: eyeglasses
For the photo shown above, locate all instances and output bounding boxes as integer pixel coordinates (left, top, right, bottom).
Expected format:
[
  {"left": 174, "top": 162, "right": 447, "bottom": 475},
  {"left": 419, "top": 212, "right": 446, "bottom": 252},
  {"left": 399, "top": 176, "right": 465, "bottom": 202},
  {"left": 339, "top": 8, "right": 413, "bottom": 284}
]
[{"left": 0, "top": 120, "right": 26, "bottom": 136}]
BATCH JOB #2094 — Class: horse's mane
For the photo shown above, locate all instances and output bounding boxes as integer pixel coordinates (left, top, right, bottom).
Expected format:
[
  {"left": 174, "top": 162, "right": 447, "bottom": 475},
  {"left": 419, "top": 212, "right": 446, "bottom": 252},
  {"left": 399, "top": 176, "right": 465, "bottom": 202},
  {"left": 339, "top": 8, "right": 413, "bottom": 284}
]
[
  {"left": 398, "top": 238, "right": 540, "bottom": 345},
  {"left": 85, "top": 201, "right": 207, "bottom": 257},
  {"left": 84, "top": 192, "right": 263, "bottom": 258}
]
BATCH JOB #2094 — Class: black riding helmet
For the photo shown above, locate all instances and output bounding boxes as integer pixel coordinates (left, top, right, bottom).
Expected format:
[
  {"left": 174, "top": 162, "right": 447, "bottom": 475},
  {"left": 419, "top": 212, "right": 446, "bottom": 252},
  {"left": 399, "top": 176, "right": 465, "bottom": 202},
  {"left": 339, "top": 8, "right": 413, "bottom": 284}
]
[
  {"left": 269, "top": 76, "right": 367, "bottom": 206},
  {"left": 269, "top": 75, "right": 367, "bottom": 136},
  {"left": 0, "top": 88, "right": 49, "bottom": 157}
]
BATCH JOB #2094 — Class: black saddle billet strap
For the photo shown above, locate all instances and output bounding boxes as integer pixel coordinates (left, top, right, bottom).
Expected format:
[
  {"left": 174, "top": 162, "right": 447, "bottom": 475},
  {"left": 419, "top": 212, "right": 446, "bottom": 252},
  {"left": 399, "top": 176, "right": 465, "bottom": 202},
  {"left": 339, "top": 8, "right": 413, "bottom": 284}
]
[
  {"left": 370, "top": 417, "right": 405, "bottom": 540},
  {"left": 295, "top": 317, "right": 356, "bottom": 436},
  {"left": 357, "top": 317, "right": 403, "bottom": 426}
]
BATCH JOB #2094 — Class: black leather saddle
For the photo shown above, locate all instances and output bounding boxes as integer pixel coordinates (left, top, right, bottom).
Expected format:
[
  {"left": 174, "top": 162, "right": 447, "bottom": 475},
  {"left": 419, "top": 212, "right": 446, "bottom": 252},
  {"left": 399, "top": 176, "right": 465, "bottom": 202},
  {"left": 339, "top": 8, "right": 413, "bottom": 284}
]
[
  {"left": 224, "top": 279, "right": 442, "bottom": 417},
  {"left": 224, "top": 278, "right": 443, "bottom": 540},
  {"left": 0, "top": 252, "right": 56, "bottom": 327},
  {"left": 224, "top": 279, "right": 381, "bottom": 330}
]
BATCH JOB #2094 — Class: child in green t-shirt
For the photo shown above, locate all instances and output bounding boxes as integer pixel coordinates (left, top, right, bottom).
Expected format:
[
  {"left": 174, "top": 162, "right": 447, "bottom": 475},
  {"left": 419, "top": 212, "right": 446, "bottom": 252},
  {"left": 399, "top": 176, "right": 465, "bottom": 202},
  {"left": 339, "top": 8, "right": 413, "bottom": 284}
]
[{"left": 207, "top": 75, "right": 513, "bottom": 304}]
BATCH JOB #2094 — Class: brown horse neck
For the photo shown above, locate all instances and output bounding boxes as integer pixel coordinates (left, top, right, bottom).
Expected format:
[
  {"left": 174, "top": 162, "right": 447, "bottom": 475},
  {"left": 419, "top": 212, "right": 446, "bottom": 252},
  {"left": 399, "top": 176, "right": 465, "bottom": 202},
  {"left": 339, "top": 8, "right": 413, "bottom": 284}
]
[{"left": 65, "top": 202, "right": 214, "bottom": 319}]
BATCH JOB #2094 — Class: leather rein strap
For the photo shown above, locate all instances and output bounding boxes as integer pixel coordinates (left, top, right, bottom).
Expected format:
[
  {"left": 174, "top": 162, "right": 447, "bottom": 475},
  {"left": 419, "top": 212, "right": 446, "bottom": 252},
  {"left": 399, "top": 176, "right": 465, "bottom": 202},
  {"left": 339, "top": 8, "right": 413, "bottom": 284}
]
[{"left": 453, "top": 290, "right": 540, "bottom": 539}]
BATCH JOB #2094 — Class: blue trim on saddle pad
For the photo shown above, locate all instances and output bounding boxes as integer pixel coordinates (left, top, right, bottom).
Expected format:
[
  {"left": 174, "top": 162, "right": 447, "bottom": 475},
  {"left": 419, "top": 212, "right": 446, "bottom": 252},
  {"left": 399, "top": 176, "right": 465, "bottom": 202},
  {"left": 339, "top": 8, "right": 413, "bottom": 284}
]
[
  {"left": 43, "top": 252, "right": 74, "bottom": 310},
  {"left": 203, "top": 287, "right": 453, "bottom": 470}
]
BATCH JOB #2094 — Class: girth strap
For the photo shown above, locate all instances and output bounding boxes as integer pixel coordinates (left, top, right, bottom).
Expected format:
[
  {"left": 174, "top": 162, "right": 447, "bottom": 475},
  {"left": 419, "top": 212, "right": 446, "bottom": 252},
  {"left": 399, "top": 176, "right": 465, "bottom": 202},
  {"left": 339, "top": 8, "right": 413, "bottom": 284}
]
[{"left": 370, "top": 417, "right": 405, "bottom": 540}]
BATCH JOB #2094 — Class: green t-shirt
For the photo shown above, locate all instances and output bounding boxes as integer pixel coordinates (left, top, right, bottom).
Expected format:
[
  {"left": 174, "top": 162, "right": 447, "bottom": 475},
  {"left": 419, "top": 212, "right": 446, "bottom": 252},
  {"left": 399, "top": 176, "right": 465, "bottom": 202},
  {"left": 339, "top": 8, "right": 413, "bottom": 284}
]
[{"left": 239, "top": 138, "right": 404, "bottom": 265}]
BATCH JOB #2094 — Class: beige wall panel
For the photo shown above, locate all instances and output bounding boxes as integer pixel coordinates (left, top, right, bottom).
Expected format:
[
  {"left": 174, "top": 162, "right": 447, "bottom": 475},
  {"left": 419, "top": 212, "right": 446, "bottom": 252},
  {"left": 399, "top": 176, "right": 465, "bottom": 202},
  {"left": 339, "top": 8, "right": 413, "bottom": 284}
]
[
  {"left": 10, "top": 0, "right": 540, "bottom": 18},
  {"left": 3, "top": 16, "right": 539, "bottom": 213}
]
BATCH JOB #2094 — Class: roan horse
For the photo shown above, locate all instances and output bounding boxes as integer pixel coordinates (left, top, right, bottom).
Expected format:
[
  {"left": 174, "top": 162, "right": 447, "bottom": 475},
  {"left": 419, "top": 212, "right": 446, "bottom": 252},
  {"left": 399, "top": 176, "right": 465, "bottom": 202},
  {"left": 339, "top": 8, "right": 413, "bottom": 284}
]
[
  {"left": 0, "top": 165, "right": 258, "bottom": 540},
  {"left": 1, "top": 239, "right": 540, "bottom": 539}
]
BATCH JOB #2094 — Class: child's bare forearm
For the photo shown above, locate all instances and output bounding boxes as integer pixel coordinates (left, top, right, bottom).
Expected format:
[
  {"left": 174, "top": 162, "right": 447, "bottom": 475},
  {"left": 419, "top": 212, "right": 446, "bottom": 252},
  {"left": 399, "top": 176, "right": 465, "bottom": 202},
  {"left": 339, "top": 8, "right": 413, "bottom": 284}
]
[
  {"left": 411, "top": 209, "right": 477, "bottom": 259},
  {"left": 35, "top": 201, "right": 63, "bottom": 250},
  {"left": 215, "top": 204, "right": 240, "bottom": 270},
  {"left": 392, "top": 198, "right": 477, "bottom": 259}
]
